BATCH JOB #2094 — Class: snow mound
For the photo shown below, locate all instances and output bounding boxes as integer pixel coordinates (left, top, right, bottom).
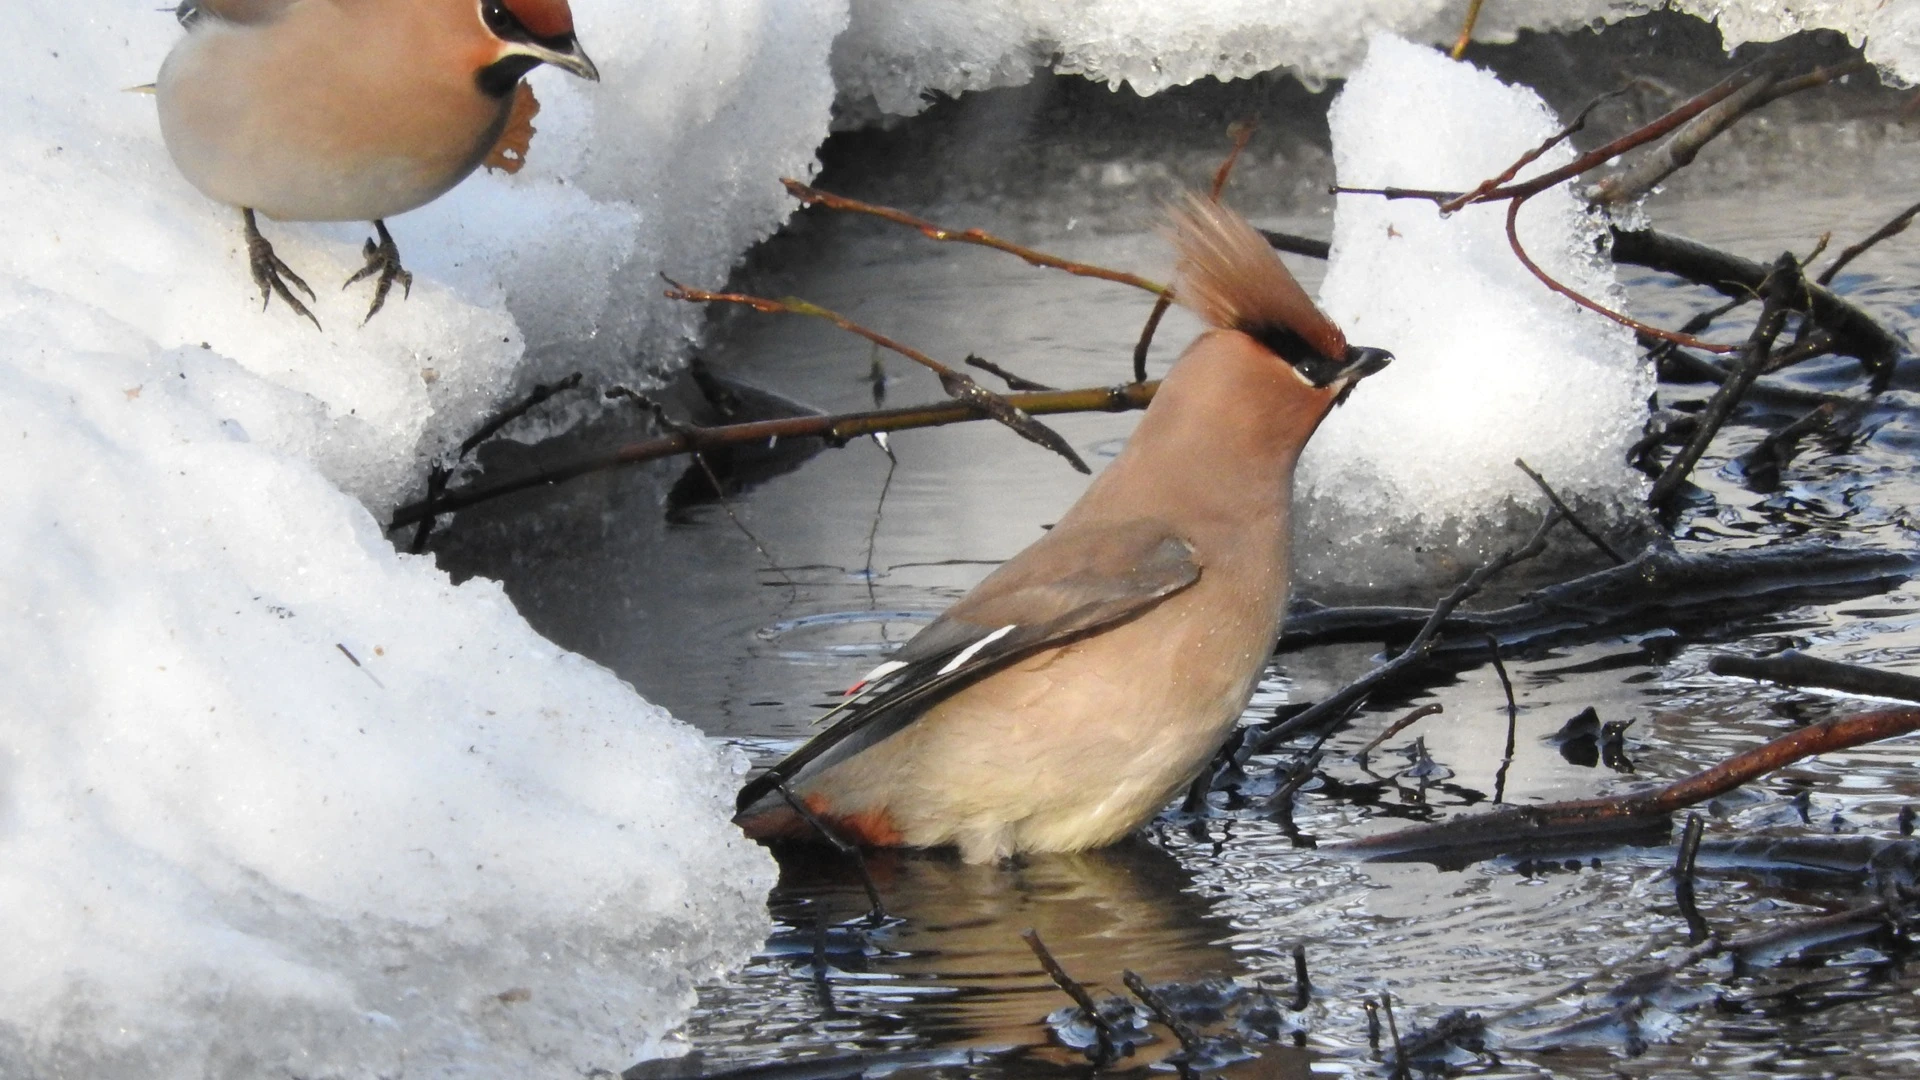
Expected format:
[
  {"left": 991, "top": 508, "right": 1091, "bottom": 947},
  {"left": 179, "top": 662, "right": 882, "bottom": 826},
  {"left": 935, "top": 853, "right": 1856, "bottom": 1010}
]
[{"left": 1296, "top": 34, "right": 1650, "bottom": 588}]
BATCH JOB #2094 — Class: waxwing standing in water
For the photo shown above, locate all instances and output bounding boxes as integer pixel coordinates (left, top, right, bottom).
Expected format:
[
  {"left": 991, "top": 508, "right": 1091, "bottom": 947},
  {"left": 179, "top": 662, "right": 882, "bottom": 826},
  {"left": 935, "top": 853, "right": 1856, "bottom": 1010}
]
[
  {"left": 736, "top": 194, "right": 1393, "bottom": 864},
  {"left": 154, "top": 0, "right": 599, "bottom": 326}
]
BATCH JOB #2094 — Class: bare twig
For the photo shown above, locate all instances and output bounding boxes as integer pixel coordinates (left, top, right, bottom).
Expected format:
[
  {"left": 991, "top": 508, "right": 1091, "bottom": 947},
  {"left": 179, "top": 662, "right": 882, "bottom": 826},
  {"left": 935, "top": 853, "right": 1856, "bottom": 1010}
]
[
  {"left": 1506, "top": 193, "right": 1738, "bottom": 353},
  {"left": 1514, "top": 458, "right": 1627, "bottom": 565},
  {"left": 1123, "top": 970, "right": 1204, "bottom": 1059},
  {"left": 1609, "top": 227, "right": 1904, "bottom": 380},
  {"left": 389, "top": 381, "right": 1156, "bottom": 529},
  {"left": 1819, "top": 197, "right": 1920, "bottom": 286},
  {"left": 783, "top": 179, "right": 1167, "bottom": 296},
  {"left": 776, "top": 782, "right": 888, "bottom": 925},
  {"left": 965, "top": 354, "right": 1055, "bottom": 391},
  {"left": 1450, "top": 0, "right": 1485, "bottom": 60},
  {"left": 1023, "top": 929, "right": 1125, "bottom": 1065},
  {"left": 1647, "top": 253, "right": 1798, "bottom": 510},
  {"left": 664, "top": 281, "right": 1089, "bottom": 473},
  {"left": 1353, "top": 703, "right": 1445, "bottom": 760},
  {"left": 1211, "top": 120, "right": 1256, "bottom": 199},
  {"left": 1238, "top": 511, "right": 1564, "bottom": 764}
]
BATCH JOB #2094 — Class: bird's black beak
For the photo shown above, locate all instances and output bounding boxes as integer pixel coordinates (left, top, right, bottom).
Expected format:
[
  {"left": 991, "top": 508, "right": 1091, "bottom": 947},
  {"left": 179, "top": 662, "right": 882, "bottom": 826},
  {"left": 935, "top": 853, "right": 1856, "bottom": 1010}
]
[
  {"left": 524, "top": 38, "right": 600, "bottom": 81},
  {"left": 1329, "top": 345, "right": 1391, "bottom": 406}
]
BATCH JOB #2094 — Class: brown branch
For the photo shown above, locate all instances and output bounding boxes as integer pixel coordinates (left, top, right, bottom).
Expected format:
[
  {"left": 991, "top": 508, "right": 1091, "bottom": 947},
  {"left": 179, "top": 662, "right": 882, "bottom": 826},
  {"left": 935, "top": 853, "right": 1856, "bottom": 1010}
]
[
  {"left": 1342, "top": 707, "right": 1920, "bottom": 860},
  {"left": 388, "top": 382, "right": 1158, "bottom": 529},
  {"left": 1449, "top": 0, "right": 1485, "bottom": 60},
  {"left": 1589, "top": 68, "right": 1781, "bottom": 207},
  {"left": 782, "top": 179, "right": 1167, "bottom": 296},
  {"left": 1819, "top": 197, "right": 1920, "bottom": 286},
  {"left": 1336, "top": 65, "right": 1767, "bottom": 211},
  {"left": 1440, "top": 89, "right": 1630, "bottom": 214},
  {"left": 1211, "top": 120, "right": 1256, "bottom": 198},
  {"left": 965, "top": 354, "right": 1054, "bottom": 391},
  {"left": 1710, "top": 650, "right": 1920, "bottom": 704},
  {"left": 664, "top": 282, "right": 1089, "bottom": 474},
  {"left": 1352, "top": 703, "right": 1444, "bottom": 759},
  {"left": 1505, "top": 193, "right": 1739, "bottom": 353}
]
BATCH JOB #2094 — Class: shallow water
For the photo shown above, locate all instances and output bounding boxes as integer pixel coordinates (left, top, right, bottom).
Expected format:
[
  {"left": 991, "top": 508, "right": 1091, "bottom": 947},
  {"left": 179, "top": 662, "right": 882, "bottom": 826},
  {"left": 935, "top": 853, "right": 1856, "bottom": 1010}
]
[{"left": 432, "top": 21, "right": 1920, "bottom": 1079}]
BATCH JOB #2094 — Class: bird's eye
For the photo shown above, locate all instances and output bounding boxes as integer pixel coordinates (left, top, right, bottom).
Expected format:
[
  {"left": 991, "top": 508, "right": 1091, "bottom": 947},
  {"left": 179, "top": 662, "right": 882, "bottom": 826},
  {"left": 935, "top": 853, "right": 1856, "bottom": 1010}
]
[{"left": 479, "top": 0, "right": 520, "bottom": 38}]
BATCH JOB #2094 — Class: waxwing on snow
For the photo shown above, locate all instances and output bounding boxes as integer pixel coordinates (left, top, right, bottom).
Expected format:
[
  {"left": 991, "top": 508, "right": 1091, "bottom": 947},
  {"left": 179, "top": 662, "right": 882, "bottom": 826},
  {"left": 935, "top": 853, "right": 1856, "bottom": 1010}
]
[
  {"left": 737, "top": 194, "right": 1393, "bottom": 864},
  {"left": 154, "top": 0, "right": 599, "bottom": 327}
]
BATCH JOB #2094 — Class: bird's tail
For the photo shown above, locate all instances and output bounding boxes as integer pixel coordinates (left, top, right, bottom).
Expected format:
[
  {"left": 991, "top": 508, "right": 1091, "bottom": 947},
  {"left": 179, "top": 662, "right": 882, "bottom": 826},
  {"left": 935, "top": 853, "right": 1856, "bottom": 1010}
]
[{"left": 1165, "top": 193, "right": 1348, "bottom": 363}]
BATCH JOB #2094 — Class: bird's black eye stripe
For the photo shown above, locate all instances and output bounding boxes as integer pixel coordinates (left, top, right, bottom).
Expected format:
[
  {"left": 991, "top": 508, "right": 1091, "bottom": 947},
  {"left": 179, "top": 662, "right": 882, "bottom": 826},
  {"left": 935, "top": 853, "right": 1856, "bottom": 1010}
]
[{"left": 479, "top": 0, "right": 523, "bottom": 39}]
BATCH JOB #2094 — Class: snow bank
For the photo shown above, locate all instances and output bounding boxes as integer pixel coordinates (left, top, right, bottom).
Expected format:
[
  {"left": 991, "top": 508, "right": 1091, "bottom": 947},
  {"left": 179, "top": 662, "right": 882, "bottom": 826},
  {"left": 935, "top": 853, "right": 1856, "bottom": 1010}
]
[
  {"left": 0, "top": 302, "right": 772, "bottom": 1075},
  {"left": 1298, "top": 34, "right": 1649, "bottom": 587},
  {"left": 0, "top": 0, "right": 847, "bottom": 1073},
  {"left": 834, "top": 0, "right": 1918, "bottom": 120}
]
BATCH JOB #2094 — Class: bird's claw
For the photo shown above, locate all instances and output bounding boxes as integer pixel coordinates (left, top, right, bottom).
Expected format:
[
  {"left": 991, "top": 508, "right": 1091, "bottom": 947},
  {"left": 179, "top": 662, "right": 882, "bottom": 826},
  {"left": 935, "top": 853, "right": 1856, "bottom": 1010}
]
[
  {"left": 242, "top": 209, "right": 320, "bottom": 330},
  {"left": 344, "top": 220, "right": 412, "bottom": 325}
]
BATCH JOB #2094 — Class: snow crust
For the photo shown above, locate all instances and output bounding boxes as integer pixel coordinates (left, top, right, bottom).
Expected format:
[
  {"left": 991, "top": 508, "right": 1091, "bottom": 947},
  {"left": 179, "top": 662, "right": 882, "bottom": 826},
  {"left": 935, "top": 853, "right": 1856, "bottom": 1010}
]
[
  {"left": 1299, "top": 35, "right": 1650, "bottom": 585},
  {"left": 834, "top": 0, "right": 1917, "bottom": 120}
]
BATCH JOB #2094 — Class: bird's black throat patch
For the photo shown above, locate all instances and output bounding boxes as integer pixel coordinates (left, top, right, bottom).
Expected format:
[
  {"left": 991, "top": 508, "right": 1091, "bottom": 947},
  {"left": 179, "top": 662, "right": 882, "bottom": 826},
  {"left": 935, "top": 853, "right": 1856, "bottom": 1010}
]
[{"left": 477, "top": 55, "right": 544, "bottom": 98}]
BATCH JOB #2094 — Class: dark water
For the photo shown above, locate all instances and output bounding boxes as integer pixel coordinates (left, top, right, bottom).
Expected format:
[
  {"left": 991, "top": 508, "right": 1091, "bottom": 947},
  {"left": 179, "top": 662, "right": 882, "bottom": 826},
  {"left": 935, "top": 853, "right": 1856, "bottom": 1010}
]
[{"left": 432, "top": 19, "right": 1920, "bottom": 1079}]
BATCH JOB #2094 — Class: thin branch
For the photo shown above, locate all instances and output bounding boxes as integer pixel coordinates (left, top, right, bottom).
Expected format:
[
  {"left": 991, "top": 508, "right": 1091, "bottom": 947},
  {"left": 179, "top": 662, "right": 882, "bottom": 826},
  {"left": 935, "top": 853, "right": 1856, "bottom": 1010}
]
[
  {"left": 782, "top": 179, "right": 1167, "bottom": 296},
  {"left": 1237, "top": 510, "right": 1564, "bottom": 764},
  {"left": 965, "top": 354, "right": 1054, "bottom": 391},
  {"left": 1337, "top": 65, "right": 1767, "bottom": 210},
  {"left": 1819, "top": 197, "right": 1920, "bottom": 286},
  {"left": 1647, "top": 253, "right": 1798, "bottom": 510},
  {"left": 1440, "top": 88, "right": 1630, "bottom": 214},
  {"left": 389, "top": 382, "right": 1158, "bottom": 529},
  {"left": 664, "top": 281, "right": 1089, "bottom": 474},
  {"left": 1514, "top": 458, "right": 1627, "bottom": 565},
  {"left": 1210, "top": 119, "right": 1257, "bottom": 199},
  {"left": 1352, "top": 703, "right": 1445, "bottom": 760},
  {"left": 1506, "top": 193, "right": 1738, "bottom": 353},
  {"left": 1610, "top": 227, "right": 1903, "bottom": 379},
  {"left": 1023, "top": 929, "right": 1125, "bottom": 1065},
  {"left": 1449, "top": 0, "right": 1485, "bottom": 60}
]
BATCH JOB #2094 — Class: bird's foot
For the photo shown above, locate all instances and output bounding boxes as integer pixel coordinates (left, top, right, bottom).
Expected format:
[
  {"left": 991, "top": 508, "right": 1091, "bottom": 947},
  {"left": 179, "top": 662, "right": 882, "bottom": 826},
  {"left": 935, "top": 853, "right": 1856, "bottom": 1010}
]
[
  {"left": 344, "top": 220, "right": 413, "bottom": 324},
  {"left": 242, "top": 208, "right": 319, "bottom": 330}
]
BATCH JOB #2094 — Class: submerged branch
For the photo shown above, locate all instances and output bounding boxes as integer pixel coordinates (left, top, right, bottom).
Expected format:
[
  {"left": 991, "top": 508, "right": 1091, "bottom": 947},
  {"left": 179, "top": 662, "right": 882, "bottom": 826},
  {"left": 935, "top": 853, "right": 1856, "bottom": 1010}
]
[{"left": 1344, "top": 707, "right": 1920, "bottom": 862}]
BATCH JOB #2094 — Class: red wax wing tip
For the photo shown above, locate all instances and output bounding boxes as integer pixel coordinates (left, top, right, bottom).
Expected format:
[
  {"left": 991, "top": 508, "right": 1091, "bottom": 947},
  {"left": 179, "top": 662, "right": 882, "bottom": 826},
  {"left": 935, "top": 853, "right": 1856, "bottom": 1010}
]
[{"left": 504, "top": 0, "right": 574, "bottom": 39}]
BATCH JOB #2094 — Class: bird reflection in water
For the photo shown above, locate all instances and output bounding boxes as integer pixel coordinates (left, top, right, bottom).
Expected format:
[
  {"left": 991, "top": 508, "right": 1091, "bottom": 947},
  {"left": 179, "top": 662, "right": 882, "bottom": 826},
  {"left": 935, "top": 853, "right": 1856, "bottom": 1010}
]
[{"left": 748, "top": 838, "right": 1314, "bottom": 1078}]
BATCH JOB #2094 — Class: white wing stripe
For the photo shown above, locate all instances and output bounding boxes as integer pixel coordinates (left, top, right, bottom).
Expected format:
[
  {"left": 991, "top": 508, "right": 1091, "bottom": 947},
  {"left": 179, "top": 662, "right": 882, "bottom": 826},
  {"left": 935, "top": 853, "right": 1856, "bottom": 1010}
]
[{"left": 936, "top": 624, "right": 1017, "bottom": 676}]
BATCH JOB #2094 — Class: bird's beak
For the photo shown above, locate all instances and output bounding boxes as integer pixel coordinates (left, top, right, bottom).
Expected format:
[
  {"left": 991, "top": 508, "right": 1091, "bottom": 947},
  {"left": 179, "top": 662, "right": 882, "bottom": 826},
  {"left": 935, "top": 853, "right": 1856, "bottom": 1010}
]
[
  {"left": 1338, "top": 345, "right": 1393, "bottom": 381},
  {"left": 1328, "top": 345, "right": 1391, "bottom": 406},
  {"left": 510, "top": 38, "right": 600, "bottom": 82}
]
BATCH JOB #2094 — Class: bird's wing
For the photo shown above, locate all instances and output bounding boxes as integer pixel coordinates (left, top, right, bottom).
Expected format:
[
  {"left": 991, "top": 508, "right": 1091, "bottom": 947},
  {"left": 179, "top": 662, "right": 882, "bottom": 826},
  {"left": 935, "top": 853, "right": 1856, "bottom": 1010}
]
[
  {"left": 735, "top": 519, "right": 1201, "bottom": 816},
  {"left": 176, "top": 0, "right": 302, "bottom": 28}
]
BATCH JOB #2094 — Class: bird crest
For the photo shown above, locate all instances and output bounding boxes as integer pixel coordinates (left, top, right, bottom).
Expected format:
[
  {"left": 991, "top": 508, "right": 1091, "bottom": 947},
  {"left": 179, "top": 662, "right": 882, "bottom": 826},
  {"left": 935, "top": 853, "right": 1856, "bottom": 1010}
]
[{"left": 1166, "top": 193, "right": 1349, "bottom": 366}]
